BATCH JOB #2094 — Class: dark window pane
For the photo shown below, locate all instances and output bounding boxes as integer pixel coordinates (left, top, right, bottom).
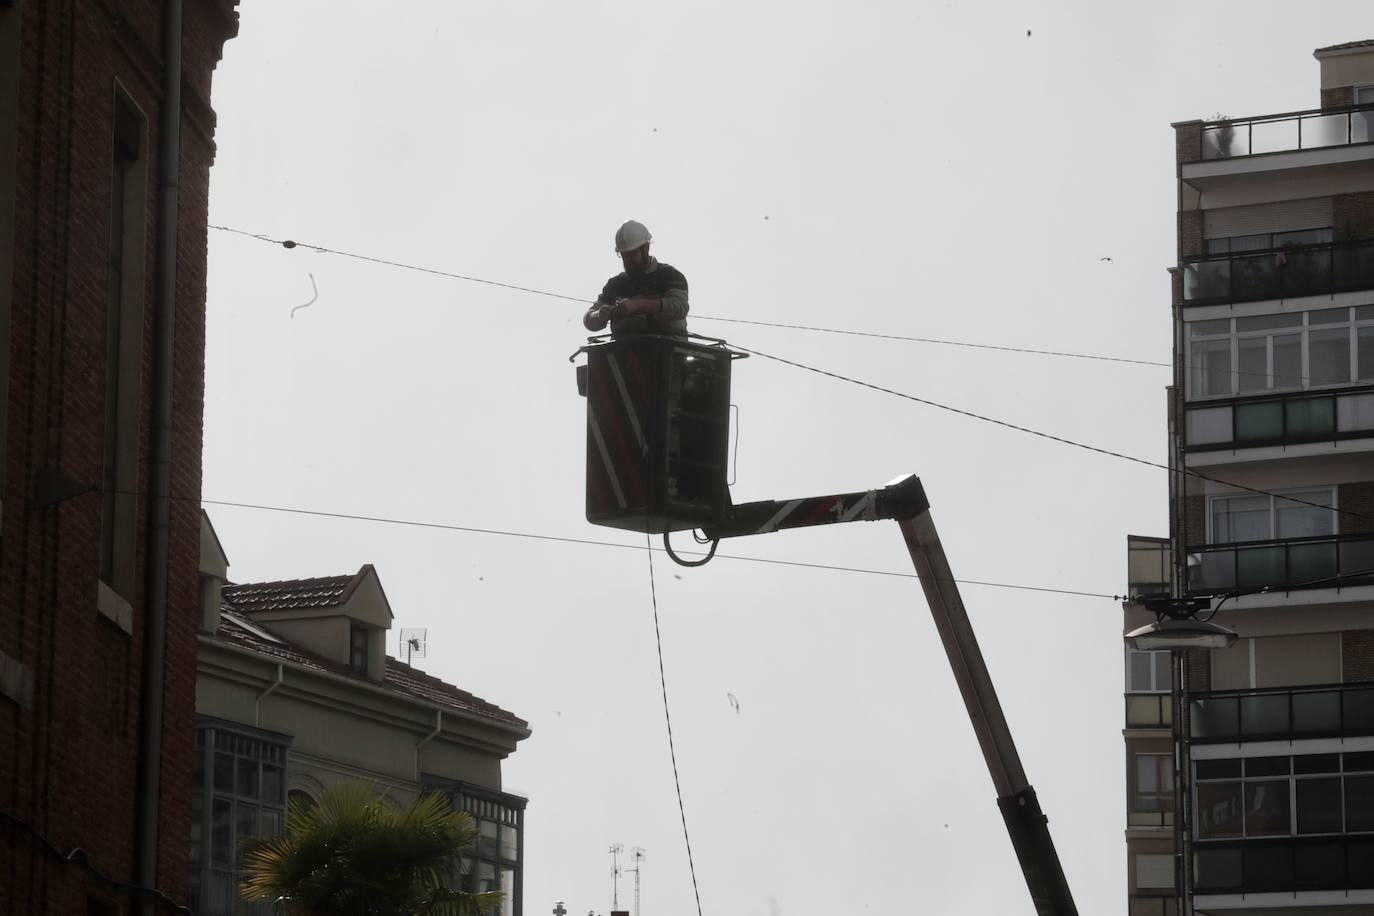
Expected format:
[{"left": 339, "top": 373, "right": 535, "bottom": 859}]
[
  {"left": 1297, "top": 778, "right": 1343, "bottom": 834},
  {"left": 1349, "top": 838, "right": 1374, "bottom": 888},
  {"left": 1345, "top": 775, "right": 1374, "bottom": 832},
  {"left": 1240, "top": 694, "right": 1289, "bottom": 738},
  {"left": 1192, "top": 699, "right": 1240, "bottom": 742},
  {"left": 1197, "top": 758, "right": 1243, "bottom": 780},
  {"left": 236, "top": 803, "right": 257, "bottom": 850},
  {"left": 1344, "top": 691, "right": 1374, "bottom": 734},
  {"left": 1245, "top": 756, "right": 1291, "bottom": 777},
  {"left": 211, "top": 799, "right": 232, "bottom": 865},
  {"left": 1295, "top": 841, "right": 1346, "bottom": 891},
  {"left": 236, "top": 757, "right": 258, "bottom": 798},
  {"left": 1197, "top": 782, "right": 1244, "bottom": 838},
  {"left": 213, "top": 753, "right": 234, "bottom": 794},
  {"left": 262, "top": 765, "right": 283, "bottom": 806},
  {"left": 1294, "top": 754, "right": 1341, "bottom": 774},
  {"left": 1292, "top": 693, "right": 1341, "bottom": 736},
  {"left": 1236, "top": 546, "right": 1287, "bottom": 591},
  {"left": 1194, "top": 846, "right": 1242, "bottom": 891},
  {"left": 1244, "top": 842, "right": 1295, "bottom": 892},
  {"left": 1235, "top": 401, "right": 1284, "bottom": 443},
  {"left": 1345, "top": 752, "right": 1374, "bottom": 772},
  {"left": 1245, "top": 780, "right": 1291, "bottom": 836}
]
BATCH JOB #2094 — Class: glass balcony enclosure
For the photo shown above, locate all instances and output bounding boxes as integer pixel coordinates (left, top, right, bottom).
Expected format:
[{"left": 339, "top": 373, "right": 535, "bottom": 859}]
[
  {"left": 1198, "top": 103, "right": 1374, "bottom": 160},
  {"left": 1190, "top": 683, "right": 1374, "bottom": 744},
  {"left": 1183, "top": 239, "right": 1374, "bottom": 305},
  {"left": 1187, "top": 533, "right": 1374, "bottom": 594},
  {"left": 1185, "top": 387, "right": 1374, "bottom": 451}
]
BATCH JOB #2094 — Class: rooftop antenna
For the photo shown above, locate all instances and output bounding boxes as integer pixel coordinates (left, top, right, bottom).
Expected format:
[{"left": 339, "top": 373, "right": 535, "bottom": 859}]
[
  {"left": 629, "top": 847, "right": 645, "bottom": 916},
  {"left": 608, "top": 843, "right": 623, "bottom": 910},
  {"left": 398, "top": 628, "right": 427, "bottom": 666}
]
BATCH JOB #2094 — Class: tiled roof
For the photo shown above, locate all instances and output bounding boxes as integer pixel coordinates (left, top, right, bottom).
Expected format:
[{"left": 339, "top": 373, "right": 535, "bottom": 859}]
[
  {"left": 1316, "top": 39, "right": 1374, "bottom": 53},
  {"left": 214, "top": 610, "right": 529, "bottom": 731},
  {"left": 223, "top": 573, "right": 357, "bottom": 613}
]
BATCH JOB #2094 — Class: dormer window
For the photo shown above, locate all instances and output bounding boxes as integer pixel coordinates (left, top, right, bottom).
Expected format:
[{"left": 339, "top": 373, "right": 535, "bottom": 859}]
[{"left": 350, "top": 626, "right": 369, "bottom": 674}]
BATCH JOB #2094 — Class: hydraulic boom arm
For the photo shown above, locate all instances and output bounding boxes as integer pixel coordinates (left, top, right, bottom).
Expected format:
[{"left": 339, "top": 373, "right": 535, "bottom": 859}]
[{"left": 704, "top": 475, "right": 1077, "bottom": 916}]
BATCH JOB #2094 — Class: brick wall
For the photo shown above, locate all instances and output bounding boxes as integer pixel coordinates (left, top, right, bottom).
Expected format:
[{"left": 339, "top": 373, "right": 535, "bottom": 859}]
[
  {"left": 0, "top": 1, "right": 238, "bottom": 913},
  {"left": 1344, "top": 631, "right": 1374, "bottom": 683},
  {"left": 1186, "top": 648, "right": 1211, "bottom": 693},
  {"left": 1339, "top": 481, "right": 1374, "bottom": 536},
  {"left": 1175, "top": 121, "right": 1202, "bottom": 165},
  {"left": 1178, "top": 210, "right": 1204, "bottom": 259},
  {"left": 1323, "top": 87, "right": 1355, "bottom": 109},
  {"left": 1333, "top": 192, "right": 1374, "bottom": 242},
  {"left": 1181, "top": 494, "right": 1205, "bottom": 546}
]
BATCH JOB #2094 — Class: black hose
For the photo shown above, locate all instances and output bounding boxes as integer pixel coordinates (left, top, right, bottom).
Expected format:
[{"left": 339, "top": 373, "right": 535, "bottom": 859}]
[{"left": 664, "top": 530, "right": 718, "bottom": 567}]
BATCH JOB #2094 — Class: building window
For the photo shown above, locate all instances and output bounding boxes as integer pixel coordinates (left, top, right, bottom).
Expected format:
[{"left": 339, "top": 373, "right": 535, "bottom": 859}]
[
  {"left": 100, "top": 89, "right": 148, "bottom": 599},
  {"left": 1207, "top": 488, "right": 1335, "bottom": 544},
  {"left": 350, "top": 626, "right": 369, "bottom": 673},
  {"left": 1186, "top": 304, "right": 1374, "bottom": 399},
  {"left": 1135, "top": 853, "right": 1175, "bottom": 890},
  {"left": 1134, "top": 754, "right": 1174, "bottom": 814},
  {"left": 1127, "top": 648, "right": 1173, "bottom": 693},
  {"left": 1194, "top": 751, "right": 1374, "bottom": 841},
  {"left": 1205, "top": 228, "right": 1333, "bottom": 256},
  {"left": 437, "top": 784, "right": 525, "bottom": 916},
  {"left": 190, "top": 721, "right": 288, "bottom": 916}
]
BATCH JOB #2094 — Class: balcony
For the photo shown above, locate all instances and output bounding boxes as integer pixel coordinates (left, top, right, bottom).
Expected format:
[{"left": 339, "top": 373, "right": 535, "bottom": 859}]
[
  {"left": 1127, "top": 535, "right": 1170, "bottom": 599},
  {"left": 1183, "top": 238, "right": 1374, "bottom": 306},
  {"left": 1186, "top": 386, "right": 1374, "bottom": 452},
  {"left": 1186, "top": 533, "right": 1374, "bottom": 594},
  {"left": 1197, "top": 105, "right": 1374, "bottom": 161},
  {"left": 1190, "top": 682, "right": 1374, "bottom": 744},
  {"left": 1194, "top": 835, "right": 1374, "bottom": 896}
]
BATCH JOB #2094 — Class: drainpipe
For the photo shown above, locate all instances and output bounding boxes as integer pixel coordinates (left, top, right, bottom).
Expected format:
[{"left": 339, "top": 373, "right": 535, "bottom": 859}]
[
  {"left": 415, "top": 710, "right": 443, "bottom": 783},
  {"left": 134, "top": 0, "right": 182, "bottom": 913},
  {"left": 254, "top": 664, "right": 283, "bottom": 728}
]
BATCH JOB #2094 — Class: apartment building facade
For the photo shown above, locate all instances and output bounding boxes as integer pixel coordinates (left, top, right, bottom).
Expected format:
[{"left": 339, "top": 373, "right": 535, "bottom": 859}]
[
  {"left": 0, "top": 2, "right": 239, "bottom": 914},
  {"left": 1124, "top": 41, "right": 1374, "bottom": 915}
]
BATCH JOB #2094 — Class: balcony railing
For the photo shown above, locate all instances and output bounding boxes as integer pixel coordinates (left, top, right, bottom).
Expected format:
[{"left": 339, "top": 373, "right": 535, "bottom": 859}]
[
  {"left": 1194, "top": 836, "right": 1374, "bottom": 895},
  {"left": 1186, "top": 533, "right": 1374, "bottom": 594},
  {"left": 1190, "top": 682, "right": 1374, "bottom": 744},
  {"left": 1186, "top": 387, "right": 1374, "bottom": 451},
  {"left": 1199, "top": 104, "right": 1374, "bottom": 160},
  {"left": 1183, "top": 238, "right": 1374, "bottom": 305}
]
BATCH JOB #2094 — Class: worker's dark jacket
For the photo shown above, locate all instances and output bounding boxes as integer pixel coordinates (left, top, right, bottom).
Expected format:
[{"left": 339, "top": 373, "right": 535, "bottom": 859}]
[{"left": 594, "top": 259, "right": 689, "bottom": 336}]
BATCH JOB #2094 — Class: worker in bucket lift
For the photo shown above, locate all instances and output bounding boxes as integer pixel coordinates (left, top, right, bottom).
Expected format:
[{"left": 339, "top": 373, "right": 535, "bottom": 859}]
[{"left": 583, "top": 220, "right": 689, "bottom": 336}]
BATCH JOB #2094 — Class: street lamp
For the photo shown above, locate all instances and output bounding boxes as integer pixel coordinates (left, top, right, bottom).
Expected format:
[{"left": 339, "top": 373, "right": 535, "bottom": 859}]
[{"left": 1126, "top": 596, "right": 1238, "bottom": 650}]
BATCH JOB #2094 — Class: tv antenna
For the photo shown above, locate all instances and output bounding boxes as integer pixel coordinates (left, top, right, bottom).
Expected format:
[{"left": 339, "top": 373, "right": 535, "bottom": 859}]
[
  {"left": 608, "top": 843, "right": 623, "bottom": 909},
  {"left": 399, "top": 628, "right": 427, "bottom": 666},
  {"left": 628, "top": 847, "right": 645, "bottom": 916}
]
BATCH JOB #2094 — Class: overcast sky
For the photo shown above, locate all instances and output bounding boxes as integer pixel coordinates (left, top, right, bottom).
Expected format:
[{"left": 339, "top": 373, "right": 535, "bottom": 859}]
[{"left": 201, "top": 3, "right": 1374, "bottom": 914}]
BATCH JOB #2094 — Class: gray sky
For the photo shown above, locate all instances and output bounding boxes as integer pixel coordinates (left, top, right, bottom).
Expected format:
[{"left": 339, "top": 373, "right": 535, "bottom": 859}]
[{"left": 201, "top": 3, "right": 1374, "bottom": 914}]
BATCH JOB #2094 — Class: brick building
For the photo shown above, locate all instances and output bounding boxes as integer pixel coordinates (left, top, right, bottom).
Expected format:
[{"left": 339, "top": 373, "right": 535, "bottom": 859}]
[
  {"left": 1123, "top": 41, "right": 1374, "bottom": 915},
  {"left": 0, "top": 1, "right": 239, "bottom": 913}
]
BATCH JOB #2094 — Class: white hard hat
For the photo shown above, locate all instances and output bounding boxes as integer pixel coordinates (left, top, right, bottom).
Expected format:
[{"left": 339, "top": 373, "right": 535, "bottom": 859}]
[{"left": 614, "top": 220, "right": 652, "bottom": 253}]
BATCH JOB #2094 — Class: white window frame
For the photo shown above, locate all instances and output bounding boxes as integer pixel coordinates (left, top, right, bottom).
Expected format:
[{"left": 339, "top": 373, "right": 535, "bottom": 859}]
[
  {"left": 1206, "top": 486, "right": 1338, "bottom": 544},
  {"left": 1193, "top": 752, "right": 1374, "bottom": 841},
  {"left": 1186, "top": 304, "right": 1374, "bottom": 400},
  {"left": 1126, "top": 647, "right": 1173, "bottom": 693}
]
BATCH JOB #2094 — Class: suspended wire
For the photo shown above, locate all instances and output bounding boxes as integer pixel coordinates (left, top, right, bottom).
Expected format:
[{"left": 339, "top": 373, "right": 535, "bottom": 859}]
[
  {"left": 729, "top": 343, "right": 1374, "bottom": 525},
  {"left": 644, "top": 535, "right": 705, "bottom": 916},
  {"left": 207, "top": 224, "right": 1362, "bottom": 386},
  {"left": 203, "top": 225, "right": 1373, "bottom": 523},
  {"left": 206, "top": 225, "right": 1163, "bottom": 368},
  {"left": 197, "top": 497, "right": 1118, "bottom": 599}
]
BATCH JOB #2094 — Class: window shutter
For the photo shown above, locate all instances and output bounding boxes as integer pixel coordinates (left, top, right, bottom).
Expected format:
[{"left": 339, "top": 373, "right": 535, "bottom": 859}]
[{"left": 1205, "top": 198, "right": 1334, "bottom": 239}]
